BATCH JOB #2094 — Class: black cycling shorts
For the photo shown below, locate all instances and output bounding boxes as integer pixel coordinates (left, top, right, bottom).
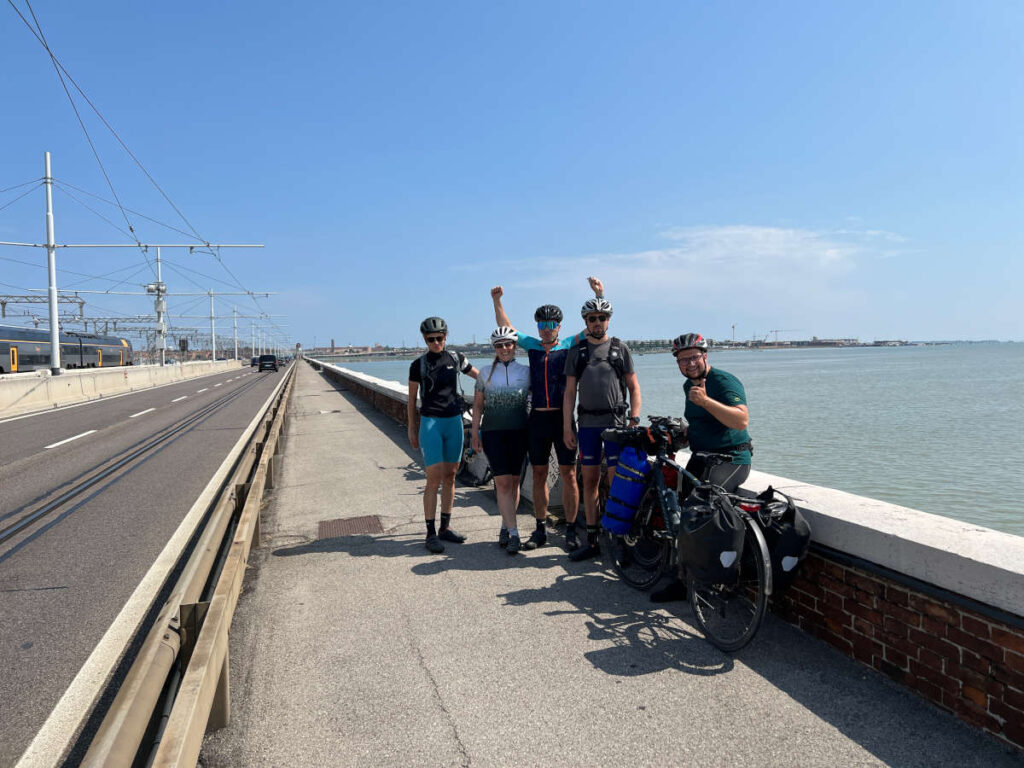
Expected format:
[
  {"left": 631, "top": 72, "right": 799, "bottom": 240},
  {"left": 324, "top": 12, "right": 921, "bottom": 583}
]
[
  {"left": 482, "top": 428, "right": 529, "bottom": 477},
  {"left": 682, "top": 455, "right": 751, "bottom": 497},
  {"left": 527, "top": 409, "right": 577, "bottom": 467}
]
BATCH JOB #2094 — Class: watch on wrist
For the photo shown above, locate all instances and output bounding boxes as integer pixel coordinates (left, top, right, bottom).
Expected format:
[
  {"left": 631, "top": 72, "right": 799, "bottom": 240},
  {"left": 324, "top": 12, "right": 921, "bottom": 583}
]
[{"left": 629, "top": 415, "right": 640, "bottom": 425}]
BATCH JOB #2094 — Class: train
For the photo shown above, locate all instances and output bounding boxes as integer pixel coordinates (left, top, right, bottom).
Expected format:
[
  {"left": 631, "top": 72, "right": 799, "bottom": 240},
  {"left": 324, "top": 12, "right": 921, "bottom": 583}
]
[{"left": 0, "top": 324, "right": 133, "bottom": 374}]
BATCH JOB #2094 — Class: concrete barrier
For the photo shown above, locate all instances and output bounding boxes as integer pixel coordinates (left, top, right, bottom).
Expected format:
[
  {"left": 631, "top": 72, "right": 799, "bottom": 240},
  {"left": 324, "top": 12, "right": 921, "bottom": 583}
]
[
  {"left": 309, "top": 358, "right": 1024, "bottom": 751},
  {"left": 0, "top": 361, "right": 247, "bottom": 419}
]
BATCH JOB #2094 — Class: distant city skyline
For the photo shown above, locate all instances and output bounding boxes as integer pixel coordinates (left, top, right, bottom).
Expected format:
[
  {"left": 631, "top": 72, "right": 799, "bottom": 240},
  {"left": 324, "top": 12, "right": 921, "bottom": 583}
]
[{"left": 2, "top": 2, "right": 1021, "bottom": 347}]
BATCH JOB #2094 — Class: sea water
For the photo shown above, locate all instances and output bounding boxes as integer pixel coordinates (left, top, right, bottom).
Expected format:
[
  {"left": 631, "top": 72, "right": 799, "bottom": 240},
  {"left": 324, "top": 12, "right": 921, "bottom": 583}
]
[{"left": 329, "top": 343, "right": 1024, "bottom": 535}]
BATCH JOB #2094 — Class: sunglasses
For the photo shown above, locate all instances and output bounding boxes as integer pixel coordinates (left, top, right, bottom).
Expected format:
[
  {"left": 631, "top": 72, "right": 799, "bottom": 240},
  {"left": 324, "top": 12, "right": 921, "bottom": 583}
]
[
  {"left": 425, "top": 335, "right": 445, "bottom": 344},
  {"left": 676, "top": 353, "right": 704, "bottom": 365},
  {"left": 494, "top": 341, "right": 515, "bottom": 349},
  {"left": 586, "top": 314, "right": 609, "bottom": 323},
  {"left": 537, "top": 321, "right": 559, "bottom": 330}
]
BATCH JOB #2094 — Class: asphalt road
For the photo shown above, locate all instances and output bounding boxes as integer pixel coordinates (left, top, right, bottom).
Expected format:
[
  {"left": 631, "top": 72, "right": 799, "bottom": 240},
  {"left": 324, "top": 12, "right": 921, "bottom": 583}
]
[{"left": 0, "top": 365, "right": 284, "bottom": 767}]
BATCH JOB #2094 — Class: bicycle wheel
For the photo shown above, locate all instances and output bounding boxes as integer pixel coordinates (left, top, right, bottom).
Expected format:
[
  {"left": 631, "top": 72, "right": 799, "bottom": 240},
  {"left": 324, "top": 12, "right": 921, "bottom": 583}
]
[
  {"left": 687, "top": 518, "right": 769, "bottom": 652},
  {"left": 602, "top": 489, "right": 671, "bottom": 591}
]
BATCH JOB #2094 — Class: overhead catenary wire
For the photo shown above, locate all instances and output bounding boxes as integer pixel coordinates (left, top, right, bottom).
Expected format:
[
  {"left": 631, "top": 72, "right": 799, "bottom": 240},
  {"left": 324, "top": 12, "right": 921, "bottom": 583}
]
[
  {"left": 17, "top": 0, "right": 154, "bottom": 278},
  {"left": 7, "top": 1, "right": 282, "bottom": 347},
  {"left": 0, "top": 177, "right": 42, "bottom": 195},
  {"left": 53, "top": 180, "right": 204, "bottom": 242},
  {"left": 53, "top": 184, "right": 135, "bottom": 240},
  {"left": 0, "top": 182, "right": 42, "bottom": 213}
]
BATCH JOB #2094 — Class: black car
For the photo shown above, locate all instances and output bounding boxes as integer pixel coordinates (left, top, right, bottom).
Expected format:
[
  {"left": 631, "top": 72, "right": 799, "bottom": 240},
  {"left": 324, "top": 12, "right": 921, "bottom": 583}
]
[
  {"left": 258, "top": 354, "right": 278, "bottom": 372},
  {"left": 250, "top": 356, "right": 259, "bottom": 367}
]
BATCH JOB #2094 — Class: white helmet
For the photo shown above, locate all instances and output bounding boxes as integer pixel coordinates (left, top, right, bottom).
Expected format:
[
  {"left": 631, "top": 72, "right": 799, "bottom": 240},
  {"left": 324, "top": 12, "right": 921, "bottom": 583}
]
[
  {"left": 581, "top": 297, "right": 613, "bottom": 317},
  {"left": 490, "top": 326, "right": 517, "bottom": 345}
]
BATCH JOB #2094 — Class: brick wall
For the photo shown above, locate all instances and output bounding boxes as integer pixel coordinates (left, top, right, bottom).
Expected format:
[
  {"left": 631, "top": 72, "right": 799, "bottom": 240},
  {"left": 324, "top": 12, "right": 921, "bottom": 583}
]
[{"left": 775, "top": 552, "right": 1024, "bottom": 751}]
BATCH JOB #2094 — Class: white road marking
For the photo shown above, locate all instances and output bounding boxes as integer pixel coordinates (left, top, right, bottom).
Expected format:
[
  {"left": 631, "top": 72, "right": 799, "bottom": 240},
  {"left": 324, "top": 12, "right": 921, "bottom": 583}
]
[
  {"left": 129, "top": 408, "right": 156, "bottom": 418},
  {"left": 172, "top": 396, "right": 188, "bottom": 402},
  {"left": 197, "top": 388, "right": 208, "bottom": 393},
  {"left": 214, "top": 383, "right": 223, "bottom": 387},
  {"left": 45, "top": 430, "right": 97, "bottom": 449}
]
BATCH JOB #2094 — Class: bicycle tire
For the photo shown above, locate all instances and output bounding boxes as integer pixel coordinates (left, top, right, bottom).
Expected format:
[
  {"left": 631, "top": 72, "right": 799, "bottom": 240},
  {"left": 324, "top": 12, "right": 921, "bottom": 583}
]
[
  {"left": 687, "top": 517, "right": 769, "bottom": 652},
  {"left": 602, "top": 488, "right": 671, "bottom": 591}
]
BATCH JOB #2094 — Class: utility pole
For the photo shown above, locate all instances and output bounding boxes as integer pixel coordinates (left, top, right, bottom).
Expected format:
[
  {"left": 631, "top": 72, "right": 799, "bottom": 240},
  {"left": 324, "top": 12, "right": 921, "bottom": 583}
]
[
  {"left": 233, "top": 306, "right": 238, "bottom": 360},
  {"left": 146, "top": 247, "right": 168, "bottom": 365},
  {"left": 732, "top": 324, "right": 736, "bottom": 342},
  {"left": 44, "top": 152, "right": 61, "bottom": 374},
  {"left": 209, "top": 290, "right": 216, "bottom": 360},
  {"left": 251, "top": 321, "right": 255, "bottom": 359}
]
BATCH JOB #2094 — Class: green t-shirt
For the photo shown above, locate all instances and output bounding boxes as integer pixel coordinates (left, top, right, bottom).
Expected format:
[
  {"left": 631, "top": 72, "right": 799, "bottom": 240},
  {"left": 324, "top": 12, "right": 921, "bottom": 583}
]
[{"left": 683, "top": 367, "right": 751, "bottom": 465}]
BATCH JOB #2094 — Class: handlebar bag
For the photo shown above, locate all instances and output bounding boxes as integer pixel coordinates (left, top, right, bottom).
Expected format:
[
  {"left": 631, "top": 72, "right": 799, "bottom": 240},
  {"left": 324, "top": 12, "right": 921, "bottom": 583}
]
[
  {"left": 755, "top": 486, "right": 812, "bottom": 592},
  {"left": 601, "top": 447, "right": 650, "bottom": 535},
  {"left": 677, "top": 494, "right": 745, "bottom": 585}
]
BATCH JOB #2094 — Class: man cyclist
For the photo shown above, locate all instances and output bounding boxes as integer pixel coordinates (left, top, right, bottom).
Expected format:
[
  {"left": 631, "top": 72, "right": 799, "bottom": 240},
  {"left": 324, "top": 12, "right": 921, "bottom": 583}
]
[
  {"left": 652, "top": 332, "right": 751, "bottom": 602},
  {"left": 562, "top": 295, "right": 642, "bottom": 561},
  {"left": 490, "top": 277, "right": 603, "bottom": 551},
  {"left": 408, "top": 317, "right": 480, "bottom": 554}
]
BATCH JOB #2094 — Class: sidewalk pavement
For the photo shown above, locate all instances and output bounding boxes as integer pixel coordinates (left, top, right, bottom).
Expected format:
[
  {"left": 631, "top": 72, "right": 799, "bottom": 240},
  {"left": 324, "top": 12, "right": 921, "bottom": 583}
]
[{"left": 200, "top": 362, "right": 1022, "bottom": 767}]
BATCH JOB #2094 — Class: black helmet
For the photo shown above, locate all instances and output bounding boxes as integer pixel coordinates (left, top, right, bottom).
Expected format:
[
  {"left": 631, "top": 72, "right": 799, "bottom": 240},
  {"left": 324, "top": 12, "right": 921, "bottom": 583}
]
[
  {"left": 671, "top": 333, "right": 708, "bottom": 355},
  {"left": 419, "top": 316, "right": 448, "bottom": 335},
  {"left": 534, "top": 304, "right": 563, "bottom": 323}
]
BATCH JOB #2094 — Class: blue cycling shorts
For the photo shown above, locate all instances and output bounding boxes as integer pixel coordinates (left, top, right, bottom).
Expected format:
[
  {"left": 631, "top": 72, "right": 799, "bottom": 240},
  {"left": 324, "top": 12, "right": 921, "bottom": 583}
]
[
  {"left": 577, "top": 426, "right": 621, "bottom": 468},
  {"left": 419, "top": 415, "right": 464, "bottom": 467}
]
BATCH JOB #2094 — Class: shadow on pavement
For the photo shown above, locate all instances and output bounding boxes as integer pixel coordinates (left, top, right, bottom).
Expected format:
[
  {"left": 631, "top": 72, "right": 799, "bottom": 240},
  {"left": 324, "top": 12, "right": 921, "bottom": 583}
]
[{"left": 500, "top": 571, "right": 733, "bottom": 678}]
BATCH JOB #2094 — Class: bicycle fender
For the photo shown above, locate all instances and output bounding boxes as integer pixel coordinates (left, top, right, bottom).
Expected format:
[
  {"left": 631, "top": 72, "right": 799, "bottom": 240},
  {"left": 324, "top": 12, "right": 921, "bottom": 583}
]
[{"left": 744, "top": 515, "right": 773, "bottom": 597}]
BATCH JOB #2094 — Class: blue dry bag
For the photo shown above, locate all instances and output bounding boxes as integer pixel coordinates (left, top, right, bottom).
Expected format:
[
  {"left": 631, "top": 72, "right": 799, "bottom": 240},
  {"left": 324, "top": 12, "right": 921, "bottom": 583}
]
[{"left": 601, "top": 447, "right": 651, "bottom": 535}]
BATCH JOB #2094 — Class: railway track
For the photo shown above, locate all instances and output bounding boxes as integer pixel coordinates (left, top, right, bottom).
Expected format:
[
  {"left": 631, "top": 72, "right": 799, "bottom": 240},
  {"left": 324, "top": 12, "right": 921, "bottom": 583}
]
[{"left": 0, "top": 374, "right": 267, "bottom": 554}]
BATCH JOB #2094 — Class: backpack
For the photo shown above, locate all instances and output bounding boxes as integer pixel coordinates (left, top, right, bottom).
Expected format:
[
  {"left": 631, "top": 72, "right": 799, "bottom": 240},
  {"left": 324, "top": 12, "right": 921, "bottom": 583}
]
[{"left": 572, "top": 336, "right": 628, "bottom": 401}]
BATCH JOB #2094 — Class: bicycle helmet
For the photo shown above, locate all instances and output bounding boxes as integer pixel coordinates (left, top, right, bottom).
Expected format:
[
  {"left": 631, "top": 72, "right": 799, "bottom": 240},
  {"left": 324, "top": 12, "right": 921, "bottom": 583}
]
[
  {"left": 490, "top": 325, "right": 517, "bottom": 346},
  {"left": 419, "top": 316, "right": 448, "bottom": 335},
  {"left": 534, "top": 304, "right": 563, "bottom": 323},
  {"left": 580, "top": 297, "right": 613, "bottom": 318},
  {"left": 671, "top": 333, "right": 708, "bottom": 355}
]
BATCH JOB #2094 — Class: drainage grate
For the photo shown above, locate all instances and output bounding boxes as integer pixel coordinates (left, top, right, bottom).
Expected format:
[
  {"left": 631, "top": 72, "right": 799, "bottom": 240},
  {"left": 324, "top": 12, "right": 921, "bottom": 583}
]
[{"left": 318, "top": 515, "right": 384, "bottom": 539}]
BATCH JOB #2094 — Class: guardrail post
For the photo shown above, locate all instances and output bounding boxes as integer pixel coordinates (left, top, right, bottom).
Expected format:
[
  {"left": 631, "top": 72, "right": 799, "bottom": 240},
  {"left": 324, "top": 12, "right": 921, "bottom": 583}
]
[
  {"left": 179, "top": 601, "right": 210, "bottom": 669},
  {"left": 267, "top": 457, "right": 275, "bottom": 490},
  {"left": 234, "top": 483, "right": 250, "bottom": 514},
  {"left": 208, "top": 652, "right": 231, "bottom": 732}
]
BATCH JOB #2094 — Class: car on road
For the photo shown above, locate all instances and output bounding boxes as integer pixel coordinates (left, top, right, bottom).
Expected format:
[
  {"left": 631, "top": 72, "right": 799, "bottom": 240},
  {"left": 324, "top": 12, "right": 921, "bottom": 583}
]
[
  {"left": 251, "top": 356, "right": 259, "bottom": 367},
  {"left": 258, "top": 354, "right": 278, "bottom": 372}
]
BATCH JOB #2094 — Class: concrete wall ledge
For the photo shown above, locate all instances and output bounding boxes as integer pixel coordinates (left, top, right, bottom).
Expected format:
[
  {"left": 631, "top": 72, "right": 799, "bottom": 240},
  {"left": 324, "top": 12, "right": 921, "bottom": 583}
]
[{"left": 0, "top": 360, "right": 246, "bottom": 419}]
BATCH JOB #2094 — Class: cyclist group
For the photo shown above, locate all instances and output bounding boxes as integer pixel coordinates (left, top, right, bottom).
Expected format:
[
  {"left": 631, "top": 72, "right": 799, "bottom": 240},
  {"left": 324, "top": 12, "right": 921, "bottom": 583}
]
[{"left": 407, "top": 278, "right": 752, "bottom": 602}]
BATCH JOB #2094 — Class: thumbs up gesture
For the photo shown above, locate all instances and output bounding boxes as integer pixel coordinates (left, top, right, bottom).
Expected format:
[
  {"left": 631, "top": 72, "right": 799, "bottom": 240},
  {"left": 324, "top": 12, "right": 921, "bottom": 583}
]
[{"left": 688, "top": 378, "right": 710, "bottom": 408}]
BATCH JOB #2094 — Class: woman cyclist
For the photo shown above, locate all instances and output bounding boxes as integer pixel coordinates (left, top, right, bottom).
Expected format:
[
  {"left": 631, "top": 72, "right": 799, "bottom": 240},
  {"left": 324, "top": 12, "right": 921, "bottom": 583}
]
[
  {"left": 471, "top": 327, "right": 531, "bottom": 554},
  {"left": 408, "top": 317, "right": 479, "bottom": 554}
]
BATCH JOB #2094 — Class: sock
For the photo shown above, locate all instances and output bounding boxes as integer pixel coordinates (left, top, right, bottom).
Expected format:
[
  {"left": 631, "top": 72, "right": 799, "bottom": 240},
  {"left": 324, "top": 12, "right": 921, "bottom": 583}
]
[
  {"left": 509, "top": 527, "right": 519, "bottom": 538},
  {"left": 426, "top": 519, "right": 437, "bottom": 538},
  {"left": 440, "top": 512, "right": 452, "bottom": 531},
  {"left": 535, "top": 518, "right": 545, "bottom": 532},
  {"left": 587, "top": 525, "right": 599, "bottom": 546}
]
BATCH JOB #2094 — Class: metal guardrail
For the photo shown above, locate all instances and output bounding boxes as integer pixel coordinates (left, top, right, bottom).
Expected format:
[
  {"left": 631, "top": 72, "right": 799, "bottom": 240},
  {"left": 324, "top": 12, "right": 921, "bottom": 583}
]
[{"left": 77, "top": 365, "right": 296, "bottom": 767}]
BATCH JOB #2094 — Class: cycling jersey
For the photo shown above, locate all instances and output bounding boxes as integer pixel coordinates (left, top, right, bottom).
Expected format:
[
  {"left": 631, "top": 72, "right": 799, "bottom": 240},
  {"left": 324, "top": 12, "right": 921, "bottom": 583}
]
[
  {"left": 474, "top": 359, "right": 530, "bottom": 431},
  {"left": 516, "top": 330, "right": 586, "bottom": 410},
  {"left": 409, "top": 350, "right": 472, "bottom": 418},
  {"left": 683, "top": 367, "right": 751, "bottom": 465}
]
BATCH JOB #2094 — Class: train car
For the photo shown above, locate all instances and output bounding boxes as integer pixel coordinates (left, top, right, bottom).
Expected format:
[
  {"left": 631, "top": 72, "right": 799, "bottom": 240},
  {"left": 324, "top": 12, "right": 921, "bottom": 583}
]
[{"left": 0, "top": 325, "right": 133, "bottom": 374}]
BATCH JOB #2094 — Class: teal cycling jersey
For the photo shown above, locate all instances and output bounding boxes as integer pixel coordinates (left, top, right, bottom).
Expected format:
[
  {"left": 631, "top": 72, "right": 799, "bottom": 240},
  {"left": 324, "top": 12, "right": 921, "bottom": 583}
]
[{"left": 516, "top": 330, "right": 586, "bottom": 410}]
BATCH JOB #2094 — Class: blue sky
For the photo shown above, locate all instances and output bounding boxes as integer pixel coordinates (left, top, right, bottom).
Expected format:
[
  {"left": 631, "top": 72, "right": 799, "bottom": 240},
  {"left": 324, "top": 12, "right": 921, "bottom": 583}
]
[{"left": 1, "top": 1, "right": 1021, "bottom": 348}]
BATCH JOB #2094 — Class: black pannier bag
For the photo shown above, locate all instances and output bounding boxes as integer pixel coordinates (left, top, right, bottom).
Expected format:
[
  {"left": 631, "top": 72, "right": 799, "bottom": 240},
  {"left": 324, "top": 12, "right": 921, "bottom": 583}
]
[
  {"left": 677, "top": 493, "right": 745, "bottom": 585},
  {"left": 755, "top": 486, "right": 812, "bottom": 591}
]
